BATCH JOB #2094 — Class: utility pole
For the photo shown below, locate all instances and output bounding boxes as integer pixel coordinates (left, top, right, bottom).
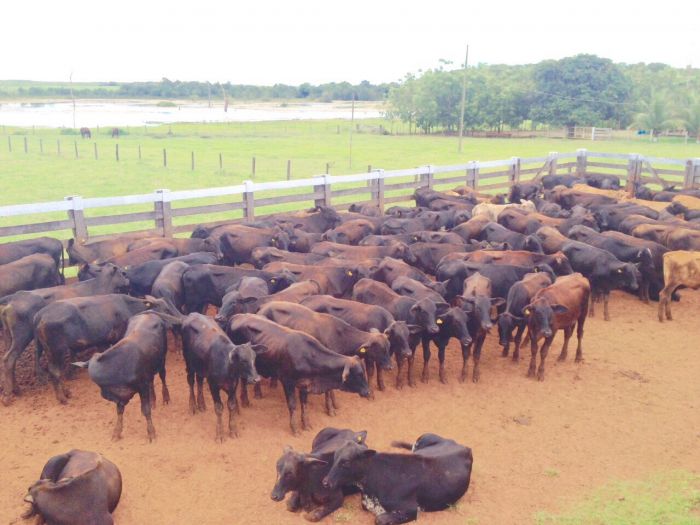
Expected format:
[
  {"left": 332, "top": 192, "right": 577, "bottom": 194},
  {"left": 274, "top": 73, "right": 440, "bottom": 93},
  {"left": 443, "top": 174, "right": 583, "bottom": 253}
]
[
  {"left": 349, "top": 94, "right": 355, "bottom": 169},
  {"left": 458, "top": 44, "right": 469, "bottom": 153}
]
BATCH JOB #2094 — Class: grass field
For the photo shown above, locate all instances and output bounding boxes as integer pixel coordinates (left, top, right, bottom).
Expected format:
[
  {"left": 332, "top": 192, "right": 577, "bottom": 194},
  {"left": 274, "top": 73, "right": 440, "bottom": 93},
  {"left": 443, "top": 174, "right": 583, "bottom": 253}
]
[{"left": 1, "top": 118, "right": 700, "bottom": 239}]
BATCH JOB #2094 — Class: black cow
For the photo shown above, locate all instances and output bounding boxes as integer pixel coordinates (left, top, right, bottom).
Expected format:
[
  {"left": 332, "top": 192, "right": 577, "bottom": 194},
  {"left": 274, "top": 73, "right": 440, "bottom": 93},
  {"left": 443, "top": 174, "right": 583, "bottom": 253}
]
[
  {"left": 0, "top": 254, "right": 61, "bottom": 298},
  {"left": 33, "top": 294, "right": 178, "bottom": 404},
  {"left": 23, "top": 450, "right": 122, "bottom": 525},
  {"left": 228, "top": 314, "right": 370, "bottom": 435},
  {"left": 182, "top": 265, "right": 296, "bottom": 313},
  {"left": 261, "top": 262, "right": 360, "bottom": 298},
  {"left": 497, "top": 272, "right": 553, "bottom": 360},
  {"left": 322, "top": 434, "right": 473, "bottom": 525},
  {"left": 0, "top": 264, "right": 129, "bottom": 405},
  {"left": 370, "top": 257, "right": 433, "bottom": 287},
  {"left": 73, "top": 312, "right": 174, "bottom": 441},
  {"left": 271, "top": 428, "right": 369, "bottom": 522},
  {"left": 214, "top": 277, "right": 270, "bottom": 324},
  {"left": 508, "top": 182, "right": 542, "bottom": 203},
  {"left": 584, "top": 173, "right": 620, "bottom": 189},
  {"left": 151, "top": 260, "right": 190, "bottom": 311},
  {"left": 561, "top": 241, "right": 639, "bottom": 320},
  {"left": 218, "top": 225, "right": 291, "bottom": 265},
  {"left": 182, "top": 313, "right": 262, "bottom": 441},
  {"left": 476, "top": 222, "right": 544, "bottom": 253},
  {"left": 418, "top": 306, "right": 472, "bottom": 384},
  {"left": 541, "top": 174, "right": 583, "bottom": 189},
  {"left": 0, "top": 236, "right": 65, "bottom": 282}
]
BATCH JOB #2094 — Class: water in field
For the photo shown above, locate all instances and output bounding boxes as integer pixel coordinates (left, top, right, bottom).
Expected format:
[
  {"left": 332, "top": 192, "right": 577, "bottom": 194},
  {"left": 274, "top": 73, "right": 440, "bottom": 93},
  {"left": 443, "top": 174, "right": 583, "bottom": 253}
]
[{"left": 0, "top": 100, "right": 382, "bottom": 128}]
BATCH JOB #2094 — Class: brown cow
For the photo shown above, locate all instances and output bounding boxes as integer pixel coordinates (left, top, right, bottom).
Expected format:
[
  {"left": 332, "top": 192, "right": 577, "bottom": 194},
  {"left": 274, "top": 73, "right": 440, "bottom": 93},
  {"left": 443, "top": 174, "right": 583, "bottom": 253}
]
[
  {"left": 522, "top": 273, "right": 590, "bottom": 381},
  {"left": 534, "top": 226, "right": 569, "bottom": 254},
  {"left": 657, "top": 251, "right": 700, "bottom": 322},
  {"left": 98, "top": 241, "right": 179, "bottom": 267},
  {"left": 23, "top": 450, "right": 121, "bottom": 525},
  {"left": 322, "top": 219, "right": 378, "bottom": 245},
  {"left": 79, "top": 127, "right": 91, "bottom": 138}
]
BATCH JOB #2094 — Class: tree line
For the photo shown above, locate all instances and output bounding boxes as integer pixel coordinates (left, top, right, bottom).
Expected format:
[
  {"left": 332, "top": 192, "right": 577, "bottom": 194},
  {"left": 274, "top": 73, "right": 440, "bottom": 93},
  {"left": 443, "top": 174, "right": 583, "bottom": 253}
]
[{"left": 385, "top": 54, "right": 700, "bottom": 137}]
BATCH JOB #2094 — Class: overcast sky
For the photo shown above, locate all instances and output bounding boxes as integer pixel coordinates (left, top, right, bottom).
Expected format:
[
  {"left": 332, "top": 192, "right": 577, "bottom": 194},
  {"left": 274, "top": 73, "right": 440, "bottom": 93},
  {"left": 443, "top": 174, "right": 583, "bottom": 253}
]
[{"left": 3, "top": 0, "right": 698, "bottom": 85}]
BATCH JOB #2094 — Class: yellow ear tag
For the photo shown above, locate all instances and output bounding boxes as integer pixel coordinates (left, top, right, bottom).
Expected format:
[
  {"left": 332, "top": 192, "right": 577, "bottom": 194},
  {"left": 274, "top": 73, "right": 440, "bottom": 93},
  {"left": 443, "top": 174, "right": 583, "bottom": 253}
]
[
  {"left": 270, "top": 278, "right": 276, "bottom": 283},
  {"left": 617, "top": 268, "right": 623, "bottom": 273},
  {"left": 359, "top": 347, "right": 367, "bottom": 354},
  {"left": 436, "top": 318, "right": 443, "bottom": 325},
  {"left": 346, "top": 270, "right": 353, "bottom": 276},
  {"left": 357, "top": 436, "right": 363, "bottom": 442},
  {"left": 524, "top": 308, "right": 531, "bottom": 316}
]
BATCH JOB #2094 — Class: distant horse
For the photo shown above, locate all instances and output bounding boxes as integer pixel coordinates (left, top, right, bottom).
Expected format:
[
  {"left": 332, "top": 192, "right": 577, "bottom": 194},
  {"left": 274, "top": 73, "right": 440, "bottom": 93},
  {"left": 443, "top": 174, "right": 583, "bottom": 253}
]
[
  {"left": 79, "top": 127, "right": 91, "bottom": 139},
  {"left": 111, "top": 128, "right": 120, "bottom": 138}
]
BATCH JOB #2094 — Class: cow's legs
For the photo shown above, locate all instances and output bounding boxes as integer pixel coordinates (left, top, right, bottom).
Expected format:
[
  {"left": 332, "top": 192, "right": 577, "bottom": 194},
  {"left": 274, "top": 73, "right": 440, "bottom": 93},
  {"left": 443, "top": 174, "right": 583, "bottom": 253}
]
[
  {"left": 2, "top": 323, "right": 34, "bottom": 403},
  {"left": 254, "top": 381, "right": 264, "bottom": 399},
  {"left": 46, "top": 345, "right": 70, "bottom": 404},
  {"left": 603, "top": 292, "right": 611, "bottom": 321},
  {"left": 304, "top": 489, "right": 344, "bottom": 522},
  {"left": 240, "top": 383, "right": 251, "bottom": 408},
  {"left": 537, "top": 335, "right": 554, "bottom": 381},
  {"left": 589, "top": 293, "right": 596, "bottom": 317},
  {"left": 286, "top": 491, "right": 302, "bottom": 512},
  {"left": 330, "top": 390, "right": 339, "bottom": 410},
  {"left": 395, "top": 354, "right": 405, "bottom": 390},
  {"left": 227, "top": 386, "right": 240, "bottom": 438},
  {"left": 460, "top": 342, "right": 472, "bottom": 383},
  {"left": 158, "top": 366, "right": 170, "bottom": 405},
  {"left": 209, "top": 383, "right": 225, "bottom": 443},
  {"left": 375, "top": 508, "right": 418, "bottom": 525},
  {"left": 437, "top": 342, "right": 448, "bottom": 384},
  {"left": 149, "top": 380, "right": 157, "bottom": 409},
  {"left": 186, "top": 367, "right": 197, "bottom": 414},
  {"left": 558, "top": 325, "right": 574, "bottom": 361},
  {"left": 299, "top": 389, "right": 312, "bottom": 431},
  {"left": 472, "top": 333, "right": 485, "bottom": 383},
  {"left": 324, "top": 391, "right": 336, "bottom": 417},
  {"left": 512, "top": 324, "right": 526, "bottom": 361},
  {"left": 658, "top": 284, "right": 675, "bottom": 322},
  {"left": 575, "top": 317, "right": 586, "bottom": 362},
  {"left": 112, "top": 402, "right": 126, "bottom": 441},
  {"left": 527, "top": 331, "right": 539, "bottom": 378},
  {"left": 139, "top": 385, "right": 156, "bottom": 442},
  {"left": 196, "top": 374, "right": 206, "bottom": 411},
  {"left": 283, "top": 382, "right": 300, "bottom": 436},
  {"left": 375, "top": 362, "right": 385, "bottom": 391},
  {"left": 420, "top": 336, "right": 432, "bottom": 383}
]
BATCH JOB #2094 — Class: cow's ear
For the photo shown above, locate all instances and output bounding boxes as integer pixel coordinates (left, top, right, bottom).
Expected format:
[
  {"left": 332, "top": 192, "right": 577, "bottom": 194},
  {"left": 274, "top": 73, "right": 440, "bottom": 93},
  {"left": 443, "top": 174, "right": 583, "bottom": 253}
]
[
  {"left": 551, "top": 304, "right": 569, "bottom": 315},
  {"left": 111, "top": 265, "right": 119, "bottom": 274},
  {"left": 303, "top": 456, "right": 327, "bottom": 466},
  {"left": 251, "top": 343, "right": 268, "bottom": 354},
  {"left": 435, "top": 302, "right": 450, "bottom": 315},
  {"left": 241, "top": 296, "right": 259, "bottom": 304},
  {"left": 490, "top": 297, "right": 506, "bottom": 308},
  {"left": 522, "top": 306, "right": 533, "bottom": 317},
  {"left": 355, "top": 430, "right": 368, "bottom": 443},
  {"left": 283, "top": 445, "right": 293, "bottom": 454},
  {"left": 361, "top": 449, "right": 377, "bottom": 460},
  {"left": 409, "top": 304, "right": 418, "bottom": 314},
  {"left": 407, "top": 324, "right": 423, "bottom": 335}
]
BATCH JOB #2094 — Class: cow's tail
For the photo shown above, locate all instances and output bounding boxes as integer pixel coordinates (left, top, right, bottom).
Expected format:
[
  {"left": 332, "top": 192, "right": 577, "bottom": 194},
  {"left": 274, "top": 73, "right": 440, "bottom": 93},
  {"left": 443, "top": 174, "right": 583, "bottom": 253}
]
[
  {"left": 390, "top": 440, "right": 414, "bottom": 450},
  {"left": 60, "top": 246, "right": 66, "bottom": 284}
]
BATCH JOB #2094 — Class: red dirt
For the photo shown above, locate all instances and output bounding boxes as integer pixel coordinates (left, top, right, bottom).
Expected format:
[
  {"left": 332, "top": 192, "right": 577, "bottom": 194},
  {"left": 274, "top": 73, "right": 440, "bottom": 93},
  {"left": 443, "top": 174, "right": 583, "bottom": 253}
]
[{"left": 2, "top": 290, "right": 699, "bottom": 524}]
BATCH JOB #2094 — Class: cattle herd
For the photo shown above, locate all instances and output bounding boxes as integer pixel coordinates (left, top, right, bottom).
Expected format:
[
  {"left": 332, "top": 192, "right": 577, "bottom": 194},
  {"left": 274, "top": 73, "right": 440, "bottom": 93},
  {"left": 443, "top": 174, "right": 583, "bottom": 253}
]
[{"left": 3, "top": 171, "right": 700, "bottom": 524}]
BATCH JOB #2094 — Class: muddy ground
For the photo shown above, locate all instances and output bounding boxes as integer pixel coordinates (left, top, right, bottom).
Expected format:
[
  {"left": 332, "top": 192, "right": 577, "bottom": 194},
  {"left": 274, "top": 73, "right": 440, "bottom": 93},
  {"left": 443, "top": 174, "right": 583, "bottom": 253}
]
[{"left": 1, "top": 290, "right": 699, "bottom": 524}]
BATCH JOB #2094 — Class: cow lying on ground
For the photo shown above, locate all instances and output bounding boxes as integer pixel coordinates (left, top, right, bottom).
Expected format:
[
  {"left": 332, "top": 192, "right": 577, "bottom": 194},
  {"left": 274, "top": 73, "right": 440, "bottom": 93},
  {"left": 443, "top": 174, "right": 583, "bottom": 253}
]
[
  {"left": 657, "top": 250, "right": 700, "bottom": 322},
  {"left": 23, "top": 450, "right": 122, "bottom": 525},
  {"left": 182, "top": 313, "right": 262, "bottom": 441},
  {"left": 322, "top": 433, "right": 473, "bottom": 525},
  {"left": 73, "top": 312, "right": 175, "bottom": 441},
  {"left": 271, "top": 427, "right": 368, "bottom": 521},
  {"left": 523, "top": 273, "right": 590, "bottom": 381}
]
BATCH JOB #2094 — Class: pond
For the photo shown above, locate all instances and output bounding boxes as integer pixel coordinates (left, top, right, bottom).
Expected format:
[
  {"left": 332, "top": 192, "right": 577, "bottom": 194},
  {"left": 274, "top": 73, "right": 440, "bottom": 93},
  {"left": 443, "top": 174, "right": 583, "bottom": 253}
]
[{"left": 0, "top": 100, "right": 383, "bottom": 128}]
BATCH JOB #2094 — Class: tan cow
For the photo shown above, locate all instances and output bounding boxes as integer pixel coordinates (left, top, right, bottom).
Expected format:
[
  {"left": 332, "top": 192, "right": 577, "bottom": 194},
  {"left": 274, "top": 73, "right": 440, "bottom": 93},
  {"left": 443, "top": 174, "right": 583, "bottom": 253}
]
[
  {"left": 658, "top": 250, "right": 700, "bottom": 322},
  {"left": 672, "top": 194, "right": 700, "bottom": 211},
  {"left": 471, "top": 200, "right": 536, "bottom": 221}
]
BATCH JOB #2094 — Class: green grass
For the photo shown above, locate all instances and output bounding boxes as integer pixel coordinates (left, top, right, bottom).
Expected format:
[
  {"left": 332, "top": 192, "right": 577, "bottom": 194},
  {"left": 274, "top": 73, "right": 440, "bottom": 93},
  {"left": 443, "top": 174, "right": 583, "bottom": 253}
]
[
  {"left": 535, "top": 470, "right": 700, "bottom": 525},
  {"left": 1, "top": 119, "right": 699, "bottom": 240}
]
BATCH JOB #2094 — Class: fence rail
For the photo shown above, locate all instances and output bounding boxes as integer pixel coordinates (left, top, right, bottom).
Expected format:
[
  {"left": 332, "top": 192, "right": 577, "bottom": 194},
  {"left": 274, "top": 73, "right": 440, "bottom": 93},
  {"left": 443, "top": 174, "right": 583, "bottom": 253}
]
[{"left": 1, "top": 149, "right": 699, "bottom": 243}]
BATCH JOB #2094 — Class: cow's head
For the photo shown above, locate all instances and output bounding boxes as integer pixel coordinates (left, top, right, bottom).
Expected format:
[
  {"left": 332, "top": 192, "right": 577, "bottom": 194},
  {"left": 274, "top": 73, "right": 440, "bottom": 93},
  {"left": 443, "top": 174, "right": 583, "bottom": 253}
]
[
  {"left": 522, "top": 235, "right": 544, "bottom": 254},
  {"left": 437, "top": 307, "right": 472, "bottom": 347},
  {"left": 497, "top": 311, "right": 520, "bottom": 347},
  {"left": 409, "top": 298, "right": 450, "bottom": 335},
  {"left": 359, "top": 331, "right": 392, "bottom": 370},
  {"left": 384, "top": 321, "right": 418, "bottom": 360},
  {"left": 340, "top": 356, "right": 370, "bottom": 398},
  {"left": 394, "top": 242, "right": 418, "bottom": 265},
  {"left": 230, "top": 343, "right": 264, "bottom": 384},
  {"left": 611, "top": 262, "right": 640, "bottom": 291},
  {"left": 270, "top": 228, "right": 291, "bottom": 251},
  {"left": 271, "top": 447, "right": 327, "bottom": 502},
  {"left": 523, "top": 298, "right": 568, "bottom": 339},
  {"left": 266, "top": 270, "right": 297, "bottom": 293},
  {"left": 459, "top": 295, "right": 503, "bottom": 332},
  {"left": 322, "top": 441, "right": 376, "bottom": 490}
]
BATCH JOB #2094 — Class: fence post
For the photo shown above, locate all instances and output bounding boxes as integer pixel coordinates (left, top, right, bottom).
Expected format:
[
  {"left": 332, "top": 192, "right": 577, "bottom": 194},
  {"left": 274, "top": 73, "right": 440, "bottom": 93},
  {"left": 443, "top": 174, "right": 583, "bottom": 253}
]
[
  {"left": 74, "top": 141, "right": 79, "bottom": 159},
  {"left": 23, "top": 137, "right": 28, "bottom": 153},
  {"left": 510, "top": 157, "right": 520, "bottom": 186},
  {"left": 65, "top": 196, "right": 88, "bottom": 243},
  {"left": 243, "top": 180, "right": 255, "bottom": 222},
  {"left": 219, "top": 153, "right": 223, "bottom": 171},
  {"left": 576, "top": 148, "right": 587, "bottom": 177},
  {"left": 626, "top": 153, "right": 641, "bottom": 195},
  {"left": 191, "top": 151, "right": 195, "bottom": 171},
  {"left": 154, "top": 189, "right": 173, "bottom": 237},
  {"left": 325, "top": 162, "right": 330, "bottom": 174},
  {"left": 39, "top": 139, "right": 43, "bottom": 154},
  {"left": 313, "top": 174, "right": 332, "bottom": 208},
  {"left": 115, "top": 144, "right": 120, "bottom": 162},
  {"left": 685, "top": 158, "right": 700, "bottom": 189},
  {"left": 7, "top": 136, "right": 11, "bottom": 152},
  {"left": 419, "top": 165, "right": 434, "bottom": 189},
  {"left": 548, "top": 152, "right": 558, "bottom": 176},
  {"left": 287, "top": 159, "right": 291, "bottom": 180},
  {"left": 163, "top": 148, "right": 167, "bottom": 167},
  {"left": 94, "top": 142, "right": 98, "bottom": 160},
  {"left": 57, "top": 139, "right": 61, "bottom": 155},
  {"left": 467, "top": 161, "right": 479, "bottom": 189},
  {"left": 373, "top": 169, "right": 385, "bottom": 212},
  {"left": 138, "top": 144, "right": 142, "bottom": 160},
  {"left": 252, "top": 156, "right": 256, "bottom": 177}
]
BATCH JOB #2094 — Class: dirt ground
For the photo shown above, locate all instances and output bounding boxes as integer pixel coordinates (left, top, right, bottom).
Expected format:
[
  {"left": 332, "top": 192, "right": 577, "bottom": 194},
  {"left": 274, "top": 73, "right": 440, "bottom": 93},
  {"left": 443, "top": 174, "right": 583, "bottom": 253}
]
[{"left": 1, "top": 290, "right": 699, "bottom": 525}]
